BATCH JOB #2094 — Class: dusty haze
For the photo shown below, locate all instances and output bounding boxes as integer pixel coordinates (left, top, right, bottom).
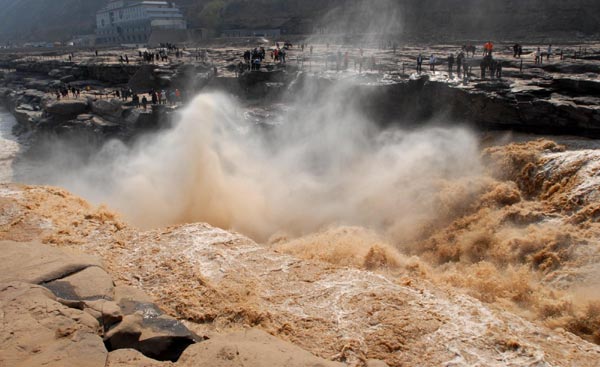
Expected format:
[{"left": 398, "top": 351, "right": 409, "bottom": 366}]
[{"left": 27, "top": 80, "right": 482, "bottom": 243}]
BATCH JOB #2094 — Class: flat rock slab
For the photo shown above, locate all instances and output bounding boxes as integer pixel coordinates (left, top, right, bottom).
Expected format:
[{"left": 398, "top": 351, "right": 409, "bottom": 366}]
[
  {"left": 177, "top": 329, "right": 344, "bottom": 367},
  {"left": 44, "top": 99, "right": 89, "bottom": 117},
  {"left": 44, "top": 265, "right": 114, "bottom": 301},
  {"left": 0, "top": 240, "right": 103, "bottom": 284}
]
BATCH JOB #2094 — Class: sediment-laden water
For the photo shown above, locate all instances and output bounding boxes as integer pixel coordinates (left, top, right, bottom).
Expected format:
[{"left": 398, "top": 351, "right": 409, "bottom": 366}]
[
  {"left": 6, "top": 82, "right": 600, "bottom": 365},
  {"left": 0, "top": 108, "right": 19, "bottom": 183}
]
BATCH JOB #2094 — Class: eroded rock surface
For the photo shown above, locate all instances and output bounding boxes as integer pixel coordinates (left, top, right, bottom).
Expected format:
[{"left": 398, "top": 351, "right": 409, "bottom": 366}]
[
  {"left": 0, "top": 282, "right": 107, "bottom": 367},
  {"left": 0, "top": 239, "right": 199, "bottom": 365},
  {"left": 177, "top": 329, "right": 345, "bottom": 367}
]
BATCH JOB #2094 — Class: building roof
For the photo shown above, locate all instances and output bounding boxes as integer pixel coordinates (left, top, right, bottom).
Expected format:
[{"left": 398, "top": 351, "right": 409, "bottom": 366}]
[{"left": 100, "top": 0, "right": 181, "bottom": 13}]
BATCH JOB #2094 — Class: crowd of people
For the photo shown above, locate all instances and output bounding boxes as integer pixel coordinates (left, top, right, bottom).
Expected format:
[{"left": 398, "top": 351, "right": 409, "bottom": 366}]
[
  {"left": 54, "top": 85, "right": 82, "bottom": 100},
  {"left": 241, "top": 44, "right": 292, "bottom": 72},
  {"left": 116, "top": 88, "right": 183, "bottom": 109},
  {"left": 52, "top": 39, "right": 573, "bottom": 111},
  {"left": 413, "top": 41, "right": 567, "bottom": 81}
]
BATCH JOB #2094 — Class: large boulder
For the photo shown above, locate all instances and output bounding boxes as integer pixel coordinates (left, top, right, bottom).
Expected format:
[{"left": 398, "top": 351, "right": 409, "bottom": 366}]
[
  {"left": 0, "top": 282, "right": 107, "bottom": 367},
  {"left": 44, "top": 99, "right": 89, "bottom": 118},
  {"left": 104, "top": 284, "right": 199, "bottom": 362},
  {"left": 19, "top": 89, "right": 46, "bottom": 104},
  {"left": 89, "top": 98, "right": 124, "bottom": 119},
  {"left": 13, "top": 104, "right": 42, "bottom": 127},
  {"left": 104, "top": 313, "right": 198, "bottom": 362},
  {"left": 177, "top": 329, "right": 345, "bottom": 367}
]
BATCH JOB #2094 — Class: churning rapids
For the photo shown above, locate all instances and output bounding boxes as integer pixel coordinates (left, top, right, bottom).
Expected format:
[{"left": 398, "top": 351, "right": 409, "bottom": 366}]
[{"left": 4, "top": 85, "right": 600, "bottom": 365}]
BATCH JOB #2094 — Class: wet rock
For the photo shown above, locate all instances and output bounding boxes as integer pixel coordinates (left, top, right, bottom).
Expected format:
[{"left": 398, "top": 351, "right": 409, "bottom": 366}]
[
  {"left": 104, "top": 313, "right": 198, "bottom": 362},
  {"left": 177, "top": 329, "right": 344, "bottom": 367},
  {"left": 44, "top": 266, "right": 115, "bottom": 301},
  {"left": 0, "top": 282, "right": 107, "bottom": 367},
  {"left": 0, "top": 240, "right": 102, "bottom": 284},
  {"left": 106, "top": 285, "right": 199, "bottom": 361}
]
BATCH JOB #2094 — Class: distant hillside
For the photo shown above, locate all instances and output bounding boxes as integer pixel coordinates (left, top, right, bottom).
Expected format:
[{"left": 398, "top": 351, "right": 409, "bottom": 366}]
[
  {"left": 0, "top": 0, "right": 104, "bottom": 42},
  {"left": 0, "top": 0, "right": 599, "bottom": 43}
]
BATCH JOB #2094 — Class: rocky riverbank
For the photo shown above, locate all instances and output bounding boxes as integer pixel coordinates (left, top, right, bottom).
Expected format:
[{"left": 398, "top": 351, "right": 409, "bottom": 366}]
[{"left": 0, "top": 44, "right": 599, "bottom": 143}]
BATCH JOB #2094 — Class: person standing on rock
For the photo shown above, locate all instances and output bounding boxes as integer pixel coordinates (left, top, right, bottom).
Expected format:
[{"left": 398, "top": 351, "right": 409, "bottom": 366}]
[
  {"left": 448, "top": 53, "right": 455, "bottom": 77},
  {"left": 151, "top": 90, "right": 158, "bottom": 105},
  {"left": 457, "top": 52, "right": 464, "bottom": 78},
  {"left": 429, "top": 54, "right": 436, "bottom": 72},
  {"left": 416, "top": 53, "right": 423, "bottom": 74},
  {"left": 125, "top": 55, "right": 129, "bottom": 64},
  {"left": 490, "top": 60, "right": 497, "bottom": 80},
  {"left": 480, "top": 59, "right": 486, "bottom": 79},
  {"left": 142, "top": 96, "right": 148, "bottom": 110},
  {"left": 484, "top": 41, "right": 494, "bottom": 56}
]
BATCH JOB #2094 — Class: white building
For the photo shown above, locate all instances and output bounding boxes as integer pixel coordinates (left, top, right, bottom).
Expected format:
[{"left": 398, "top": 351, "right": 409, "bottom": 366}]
[{"left": 96, "top": 0, "right": 187, "bottom": 45}]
